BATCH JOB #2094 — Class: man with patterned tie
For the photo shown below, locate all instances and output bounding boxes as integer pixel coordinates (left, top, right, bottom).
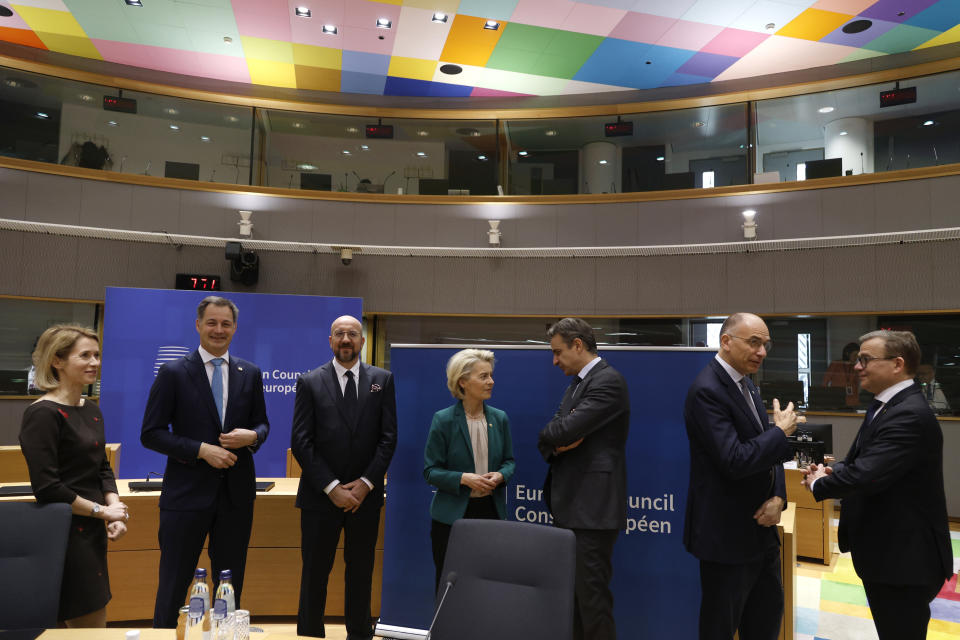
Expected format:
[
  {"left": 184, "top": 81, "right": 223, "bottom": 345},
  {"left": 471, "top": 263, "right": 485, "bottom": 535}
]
[
  {"left": 291, "top": 315, "right": 397, "bottom": 640},
  {"left": 683, "top": 312, "right": 802, "bottom": 640},
  {"left": 141, "top": 296, "right": 270, "bottom": 627},
  {"left": 803, "top": 330, "right": 952, "bottom": 640},
  {"left": 538, "top": 317, "right": 630, "bottom": 640}
]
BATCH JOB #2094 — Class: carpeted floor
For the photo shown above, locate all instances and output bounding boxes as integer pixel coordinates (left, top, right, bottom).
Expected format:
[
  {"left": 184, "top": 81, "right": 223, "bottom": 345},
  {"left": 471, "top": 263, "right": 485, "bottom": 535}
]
[{"left": 793, "top": 523, "right": 960, "bottom": 640}]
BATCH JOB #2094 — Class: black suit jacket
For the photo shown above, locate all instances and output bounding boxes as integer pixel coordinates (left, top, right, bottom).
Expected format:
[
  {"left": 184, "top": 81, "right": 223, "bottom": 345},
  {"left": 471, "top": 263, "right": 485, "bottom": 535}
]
[
  {"left": 291, "top": 361, "right": 398, "bottom": 510},
  {"left": 683, "top": 358, "right": 790, "bottom": 564},
  {"left": 538, "top": 359, "right": 630, "bottom": 530},
  {"left": 141, "top": 350, "right": 270, "bottom": 510},
  {"left": 812, "top": 383, "right": 952, "bottom": 586}
]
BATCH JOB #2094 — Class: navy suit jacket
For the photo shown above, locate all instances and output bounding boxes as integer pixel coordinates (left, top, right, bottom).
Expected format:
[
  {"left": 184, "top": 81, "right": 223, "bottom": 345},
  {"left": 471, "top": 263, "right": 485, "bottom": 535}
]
[
  {"left": 683, "top": 358, "right": 790, "bottom": 564},
  {"left": 291, "top": 361, "right": 397, "bottom": 510},
  {"left": 538, "top": 359, "right": 630, "bottom": 530},
  {"left": 141, "top": 350, "right": 270, "bottom": 511},
  {"left": 812, "top": 383, "right": 952, "bottom": 586}
]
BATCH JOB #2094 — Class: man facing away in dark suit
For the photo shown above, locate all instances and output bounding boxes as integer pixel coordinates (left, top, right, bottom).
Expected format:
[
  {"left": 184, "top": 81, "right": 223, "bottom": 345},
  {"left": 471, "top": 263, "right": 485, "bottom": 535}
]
[
  {"left": 683, "top": 312, "right": 801, "bottom": 640},
  {"left": 803, "top": 330, "right": 952, "bottom": 640},
  {"left": 141, "top": 296, "right": 270, "bottom": 627},
  {"left": 538, "top": 317, "right": 629, "bottom": 640},
  {"left": 291, "top": 315, "right": 397, "bottom": 640}
]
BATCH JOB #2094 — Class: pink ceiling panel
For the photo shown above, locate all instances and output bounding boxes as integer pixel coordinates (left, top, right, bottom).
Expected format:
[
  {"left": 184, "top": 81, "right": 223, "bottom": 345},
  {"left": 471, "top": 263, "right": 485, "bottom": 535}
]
[
  {"left": 714, "top": 35, "right": 857, "bottom": 82},
  {"left": 92, "top": 39, "right": 250, "bottom": 84},
  {"left": 560, "top": 2, "right": 628, "bottom": 37},
  {"left": 288, "top": 0, "right": 345, "bottom": 47},
  {"left": 343, "top": 0, "right": 400, "bottom": 28},
  {"left": 509, "top": 0, "right": 576, "bottom": 30},
  {"left": 470, "top": 86, "right": 532, "bottom": 97},
  {"left": 657, "top": 19, "right": 723, "bottom": 50},
  {"left": 343, "top": 26, "right": 396, "bottom": 55},
  {"left": 701, "top": 27, "right": 769, "bottom": 57},
  {"left": 232, "top": 0, "right": 292, "bottom": 41},
  {"left": 609, "top": 12, "right": 677, "bottom": 44}
]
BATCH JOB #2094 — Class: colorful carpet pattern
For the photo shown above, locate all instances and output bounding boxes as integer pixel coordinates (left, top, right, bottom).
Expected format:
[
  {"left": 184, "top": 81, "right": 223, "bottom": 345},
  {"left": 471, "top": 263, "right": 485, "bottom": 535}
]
[{"left": 795, "top": 527, "right": 960, "bottom": 640}]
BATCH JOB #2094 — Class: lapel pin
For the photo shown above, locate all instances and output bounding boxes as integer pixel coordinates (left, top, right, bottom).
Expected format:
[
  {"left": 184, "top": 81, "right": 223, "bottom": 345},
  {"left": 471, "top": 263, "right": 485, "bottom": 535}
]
[{"left": 237, "top": 366, "right": 243, "bottom": 372}]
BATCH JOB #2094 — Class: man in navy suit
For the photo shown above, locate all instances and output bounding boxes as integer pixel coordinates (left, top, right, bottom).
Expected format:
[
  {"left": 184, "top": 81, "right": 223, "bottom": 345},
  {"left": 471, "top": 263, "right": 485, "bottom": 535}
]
[
  {"left": 141, "top": 296, "right": 270, "bottom": 628},
  {"left": 291, "top": 315, "right": 397, "bottom": 640},
  {"left": 683, "top": 312, "right": 802, "bottom": 640},
  {"left": 803, "top": 330, "right": 952, "bottom": 640}
]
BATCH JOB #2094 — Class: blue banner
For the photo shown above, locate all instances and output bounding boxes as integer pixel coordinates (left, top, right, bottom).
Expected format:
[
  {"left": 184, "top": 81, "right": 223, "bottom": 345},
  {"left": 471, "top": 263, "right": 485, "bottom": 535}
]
[
  {"left": 100, "top": 287, "right": 361, "bottom": 479},
  {"left": 379, "top": 345, "right": 714, "bottom": 639}
]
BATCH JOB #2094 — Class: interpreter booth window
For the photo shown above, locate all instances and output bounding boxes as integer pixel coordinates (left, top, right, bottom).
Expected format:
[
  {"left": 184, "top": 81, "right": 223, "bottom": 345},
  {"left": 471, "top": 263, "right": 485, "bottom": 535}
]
[
  {"left": 754, "top": 68, "right": 960, "bottom": 182},
  {"left": 503, "top": 103, "right": 749, "bottom": 196},
  {"left": 258, "top": 110, "right": 498, "bottom": 195},
  {"left": 0, "top": 298, "right": 99, "bottom": 396}
]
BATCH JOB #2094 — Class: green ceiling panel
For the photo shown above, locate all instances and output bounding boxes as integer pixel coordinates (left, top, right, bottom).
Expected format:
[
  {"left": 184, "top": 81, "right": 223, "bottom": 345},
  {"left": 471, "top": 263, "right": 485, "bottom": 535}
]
[
  {"left": 486, "top": 45, "right": 541, "bottom": 75},
  {"left": 61, "top": 0, "right": 138, "bottom": 42},
  {"left": 862, "top": 24, "right": 942, "bottom": 54},
  {"left": 175, "top": 3, "right": 238, "bottom": 30},
  {"left": 187, "top": 28, "right": 244, "bottom": 57},
  {"left": 493, "top": 23, "right": 557, "bottom": 53},
  {"left": 131, "top": 22, "right": 192, "bottom": 51},
  {"left": 487, "top": 23, "right": 602, "bottom": 78},
  {"left": 545, "top": 30, "right": 603, "bottom": 59},
  {"left": 530, "top": 52, "right": 586, "bottom": 80}
]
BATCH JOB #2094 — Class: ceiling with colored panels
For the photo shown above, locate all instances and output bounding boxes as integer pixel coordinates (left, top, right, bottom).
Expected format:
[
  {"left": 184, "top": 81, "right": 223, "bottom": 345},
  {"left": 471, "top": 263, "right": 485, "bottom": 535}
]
[{"left": 0, "top": 1, "right": 958, "bottom": 98}]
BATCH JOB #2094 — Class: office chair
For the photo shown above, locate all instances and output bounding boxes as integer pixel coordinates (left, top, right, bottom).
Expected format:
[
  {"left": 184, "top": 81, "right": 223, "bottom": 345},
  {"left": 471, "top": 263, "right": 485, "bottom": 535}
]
[
  {"left": 430, "top": 519, "right": 576, "bottom": 640},
  {"left": 0, "top": 502, "right": 72, "bottom": 629}
]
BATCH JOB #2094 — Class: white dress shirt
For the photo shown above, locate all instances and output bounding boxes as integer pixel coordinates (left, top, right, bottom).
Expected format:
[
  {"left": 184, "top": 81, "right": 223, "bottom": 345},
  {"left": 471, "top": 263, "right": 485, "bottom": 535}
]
[
  {"left": 573, "top": 356, "right": 602, "bottom": 396},
  {"left": 324, "top": 359, "right": 373, "bottom": 494}
]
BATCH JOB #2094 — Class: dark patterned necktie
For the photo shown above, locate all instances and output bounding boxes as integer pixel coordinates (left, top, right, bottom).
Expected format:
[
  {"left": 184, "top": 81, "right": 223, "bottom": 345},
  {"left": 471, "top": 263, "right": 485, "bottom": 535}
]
[{"left": 342, "top": 370, "right": 358, "bottom": 423}]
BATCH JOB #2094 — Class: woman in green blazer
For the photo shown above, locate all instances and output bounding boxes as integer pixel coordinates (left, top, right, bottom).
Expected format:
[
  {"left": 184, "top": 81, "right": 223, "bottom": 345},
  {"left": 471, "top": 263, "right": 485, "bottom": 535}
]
[{"left": 423, "top": 348, "right": 516, "bottom": 591}]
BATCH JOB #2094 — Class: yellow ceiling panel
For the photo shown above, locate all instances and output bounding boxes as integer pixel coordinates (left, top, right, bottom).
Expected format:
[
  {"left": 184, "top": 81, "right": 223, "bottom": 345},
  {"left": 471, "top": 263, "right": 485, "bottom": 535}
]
[
  {"left": 388, "top": 56, "right": 437, "bottom": 80},
  {"left": 240, "top": 36, "right": 293, "bottom": 64},
  {"left": 34, "top": 32, "right": 101, "bottom": 59},
  {"left": 292, "top": 43, "right": 341, "bottom": 69},
  {"left": 439, "top": 15, "right": 505, "bottom": 67},
  {"left": 247, "top": 59, "right": 297, "bottom": 88},
  {"left": 12, "top": 6, "right": 88, "bottom": 37},
  {"left": 777, "top": 9, "right": 852, "bottom": 42},
  {"left": 915, "top": 24, "right": 960, "bottom": 49}
]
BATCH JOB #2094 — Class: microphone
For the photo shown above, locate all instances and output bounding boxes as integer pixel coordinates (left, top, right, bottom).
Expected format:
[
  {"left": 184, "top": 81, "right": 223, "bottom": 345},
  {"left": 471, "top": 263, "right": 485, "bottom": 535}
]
[
  {"left": 425, "top": 571, "right": 458, "bottom": 640},
  {"left": 383, "top": 169, "right": 397, "bottom": 190}
]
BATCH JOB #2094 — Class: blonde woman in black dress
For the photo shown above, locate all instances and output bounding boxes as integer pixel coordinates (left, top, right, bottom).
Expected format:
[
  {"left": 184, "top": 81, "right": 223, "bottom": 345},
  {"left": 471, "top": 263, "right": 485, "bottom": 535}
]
[{"left": 19, "top": 325, "right": 129, "bottom": 627}]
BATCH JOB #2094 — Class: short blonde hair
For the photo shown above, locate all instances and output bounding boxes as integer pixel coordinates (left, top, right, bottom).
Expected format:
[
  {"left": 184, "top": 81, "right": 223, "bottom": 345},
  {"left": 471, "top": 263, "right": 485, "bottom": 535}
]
[
  {"left": 446, "top": 348, "right": 495, "bottom": 399},
  {"left": 32, "top": 324, "right": 99, "bottom": 391}
]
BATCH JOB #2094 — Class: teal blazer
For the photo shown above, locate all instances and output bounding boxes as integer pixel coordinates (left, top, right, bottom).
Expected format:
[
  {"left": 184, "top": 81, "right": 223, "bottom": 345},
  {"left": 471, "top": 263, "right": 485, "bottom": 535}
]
[{"left": 423, "top": 401, "right": 516, "bottom": 525}]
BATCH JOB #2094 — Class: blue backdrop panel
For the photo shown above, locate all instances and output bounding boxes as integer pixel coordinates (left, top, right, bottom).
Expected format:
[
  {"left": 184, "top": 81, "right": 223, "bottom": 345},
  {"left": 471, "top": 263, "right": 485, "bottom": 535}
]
[
  {"left": 100, "top": 287, "right": 361, "bottom": 479},
  {"left": 379, "top": 345, "right": 714, "bottom": 639}
]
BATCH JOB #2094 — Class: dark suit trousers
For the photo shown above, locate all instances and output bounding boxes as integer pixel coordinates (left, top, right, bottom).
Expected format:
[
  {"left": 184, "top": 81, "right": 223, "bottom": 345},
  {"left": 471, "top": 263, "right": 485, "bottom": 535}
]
[
  {"left": 153, "top": 484, "right": 254, "bottom": 628},
  {"left": 698, "top": 544, "right": 783, "bottom": 640},
  {"left": 571, "top": 528, "right": 618, "bottom": 640},
  {"left": 298, "top": 499, "right": 381, "bottom": 638},
  {"left": 863, "top": 580, "right": 943, "bottom": 640}
]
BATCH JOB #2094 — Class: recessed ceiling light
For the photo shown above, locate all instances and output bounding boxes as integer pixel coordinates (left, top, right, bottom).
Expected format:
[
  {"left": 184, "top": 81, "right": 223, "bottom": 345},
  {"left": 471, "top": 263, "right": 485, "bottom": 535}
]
[
  {"left": 360, "top": 144, "right": 369, "bottom": 150},
  {"left": 164, "top": 107, "right": 178, "bottom": 115},
  {"left": 346, "top": 126, "right": 359, "bottom": 133},
  {"left": 598, "top": 159, "right": 608, "bottom": 165},
  {"left": 416, "top": 151, "right": 427, "bottom": 157},
  {"left": 35, "top": 112, "right": 49, "bottom": 119},
  {"left": 478, "top": 155, "right": 487, "bottom": 160},
  {"left": 376, "top": 18, "right": 392, "bottom": 29},
  {"left": 417, "top": 130, "right": 429, "bottom": 137},
  {"left": 107, "top": 120, "right": 118, "bottom": 127},
  {"left": 818, "top": 106, "right": 835, "bottom": 113},
  {"left": 4, "top": 79, "right": 22, "bottom": 88},
  {"left": 295, "top": 7, "right": 311, "bottom": 18},
  {"left": 223, "top": 36, "right": 233, "bottom": 45},
  {"left": 297, "top": 163, "right": 317, "bottom": 170},
  {"left": 656, "top": 156, "right": 665, "bottom": 161},
  {"left": 322, "top": 24, "right": 338, "bottom": 35},
  {"left": 765, "top": 23, "right": 776, "bottom": 32},
  {"left": 292, "top": 122, "right": 305, "bottom": 129},
  {"left": 842, "top": 19, "right": 872, "bottom": 34},
  {"left": 125, "top": 0, "right": 143, "bottom": 6},
  {"left": 518, "top": 150, "right": 529, "bottom": 157},
  {"left": 200, "top": 135, "right": 211, "bottom": 142},
  {"left": 545, "top": 129, "right": 558, "bottom": 137},
  {"left": 432, "top": 12, "right": 448, "bottom": 23},
  {"left": 839, "top": 131, "right": 848, "bottom": 136},
  {"left": 439, "top": 64, "right": 463, "bottom": 75},
  {"left": 169, "top": 124, "right": 180, "bottom": 130},
  {"left": 692, "top": 121, "right": 705, "bottom": 128},
  {"left": 79, "top": 94, "right": 93, "bottom": 102},
  {"left": 226, "top": 116, "right": 239, "bottom": 123},
  {"left": 342, "top": 150, "right": 351, "bottom": 155},
  {"left": 484, "top": 20, "right": 500, "bottom": 30},
  {"left": 923, "top": 120, "right": 935, "bottom": 126}
]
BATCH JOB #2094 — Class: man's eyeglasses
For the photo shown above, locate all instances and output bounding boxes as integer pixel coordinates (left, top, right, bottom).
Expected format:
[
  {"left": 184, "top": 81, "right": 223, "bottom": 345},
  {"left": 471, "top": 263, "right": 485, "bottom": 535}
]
[
  {"left": 855, "top": 354, "right": 897, "bottom": 367},
  {"left": 728, "top": 335, "right": 773, "bottom": 352},
  {"left": 333, "top": 330, "right": 361, "bottom": 339}
]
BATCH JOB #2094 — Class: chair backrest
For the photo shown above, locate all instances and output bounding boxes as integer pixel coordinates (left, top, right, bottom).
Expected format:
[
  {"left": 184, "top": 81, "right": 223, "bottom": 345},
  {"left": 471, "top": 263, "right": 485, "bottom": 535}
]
[
  {"left": 0, "top": 502, "right": 72, "bottom": 629},
  {"left": 432, "top": 519, "right": 576, "bottom": 640}
]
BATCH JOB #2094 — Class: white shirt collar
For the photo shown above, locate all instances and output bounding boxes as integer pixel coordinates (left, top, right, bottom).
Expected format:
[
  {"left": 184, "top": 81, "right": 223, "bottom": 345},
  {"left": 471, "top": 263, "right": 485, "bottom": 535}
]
[
  {"left": 874, "top": 378, "right": 915, "bottom": 404},
  {"left": 715, "top": 353, "right": 745, "bottom": 384},
  {"left": 576, "top": 356, "right": 602, "bottom": 380},
  {"left": 199, "top": 346, "right": 229, "bottom": 364},
  {"left": 333, "top": 358, "right": 361, "bottom": 379}
]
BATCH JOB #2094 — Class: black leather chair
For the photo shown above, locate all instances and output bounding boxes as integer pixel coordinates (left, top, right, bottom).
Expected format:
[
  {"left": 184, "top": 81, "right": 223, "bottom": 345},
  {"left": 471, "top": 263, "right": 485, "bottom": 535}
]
[
  {"left": 431, "top": 519, "right": 576, "bottom": 640},
  {"left": 0, "top": 502, "right": 72, "bottom": 629}
]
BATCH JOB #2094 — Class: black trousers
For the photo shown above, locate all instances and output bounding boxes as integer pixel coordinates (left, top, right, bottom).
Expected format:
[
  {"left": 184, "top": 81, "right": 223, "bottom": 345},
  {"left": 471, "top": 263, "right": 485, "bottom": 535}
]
[
  {"left": 698, "top": 545, "right": 783, "bottom": 640},
  {"left": 430, "top": 496, "right": 499, "bottom": 592},
  {"left": 571, "top": 528, "right": 619, "bottom": 640},
  {"left": 863, "top": 580, "right": 943, "bottom": 640},
  {"left": 153, "top": 488, "right": 253, "bottom": 628},
  {"left": 297, "top": 500, "right": 382, "bottom": 639}
]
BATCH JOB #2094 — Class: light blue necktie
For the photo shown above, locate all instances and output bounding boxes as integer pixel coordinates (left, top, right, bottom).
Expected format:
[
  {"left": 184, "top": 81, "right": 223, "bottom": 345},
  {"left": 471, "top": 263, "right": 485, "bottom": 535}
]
[{"left": 211, "top": 357, "right": 225, "bottom": 427}]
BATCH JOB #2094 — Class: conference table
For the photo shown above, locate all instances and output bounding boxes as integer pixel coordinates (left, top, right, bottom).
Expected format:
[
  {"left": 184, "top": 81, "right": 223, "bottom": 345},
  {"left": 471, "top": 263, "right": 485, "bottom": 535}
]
[{"left": 35, "top": 630, "right": 321, "bottom": 640}]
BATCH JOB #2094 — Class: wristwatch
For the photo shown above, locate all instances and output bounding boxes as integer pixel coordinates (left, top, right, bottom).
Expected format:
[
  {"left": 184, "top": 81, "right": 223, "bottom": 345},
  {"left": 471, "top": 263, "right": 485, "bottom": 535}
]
[{"left": 90, "top": 504, "right": 101, "bottom": 517}]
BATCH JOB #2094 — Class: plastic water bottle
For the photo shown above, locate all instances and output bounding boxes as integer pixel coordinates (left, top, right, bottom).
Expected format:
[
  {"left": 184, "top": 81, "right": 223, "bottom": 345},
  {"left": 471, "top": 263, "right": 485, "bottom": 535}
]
[
  {"left": 186, "top": 596, "right": 205, "bottom": 640},
  {"left": 189, "top": 568, "right": 211, "bottom": 612},
  {"left": 214, "top": 569, "right": 236, "bottom": 615}
]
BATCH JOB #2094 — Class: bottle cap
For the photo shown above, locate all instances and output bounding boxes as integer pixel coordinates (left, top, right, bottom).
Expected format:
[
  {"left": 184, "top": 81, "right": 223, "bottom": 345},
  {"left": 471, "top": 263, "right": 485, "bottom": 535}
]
[
  {"left": 219, "top": 569, "right": 232, "bottom": 580},
  {"left": 125, "top": 631, "right": 140, "bottom": 640},
  {"left": 194, "top": 568, "right": 207, "bottom": 579}
]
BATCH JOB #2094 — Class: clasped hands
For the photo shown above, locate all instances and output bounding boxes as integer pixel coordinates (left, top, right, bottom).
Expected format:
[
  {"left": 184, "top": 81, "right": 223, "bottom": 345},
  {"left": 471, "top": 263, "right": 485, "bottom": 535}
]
[
  {"left": 460, "top": 471, "right": 504, "bottom": 497},
  {"left": 753, "top": 496, "right": 783, "bottom": 527},
  {"left": 330, "top": 479, "right": 372, "bottom": 513},
  {"left": 800, "top": 463, "right": 832, "bottom": 492},
  {"left": 198, "top": 429, "right": 259, "bottom": 469},
  {"left": 100, "top": 501, "right": 129, "bottom": 541}
]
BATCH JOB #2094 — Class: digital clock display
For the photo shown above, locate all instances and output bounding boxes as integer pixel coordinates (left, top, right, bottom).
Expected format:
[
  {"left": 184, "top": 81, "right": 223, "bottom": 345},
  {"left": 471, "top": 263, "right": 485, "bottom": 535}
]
[{"left": 175, "top": 273, "right": 221, "bottom": 291}]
